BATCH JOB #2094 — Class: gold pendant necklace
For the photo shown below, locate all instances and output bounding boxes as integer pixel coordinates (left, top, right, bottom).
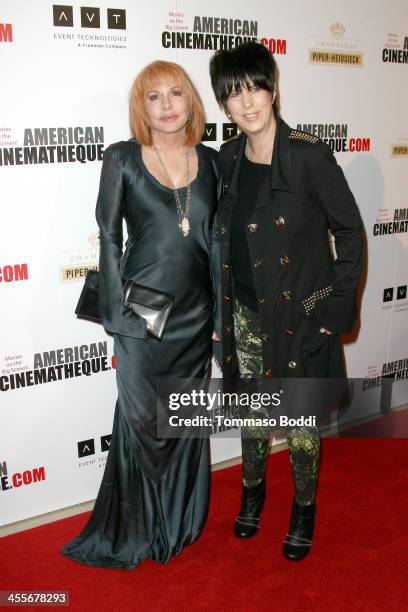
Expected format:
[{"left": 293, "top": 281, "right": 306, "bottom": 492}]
[
  {"left": 180, "top": 216, "right": 190, "bottom": 237},
  {"left": 153, "top": 145, "right": 191, "bottom": 237}
]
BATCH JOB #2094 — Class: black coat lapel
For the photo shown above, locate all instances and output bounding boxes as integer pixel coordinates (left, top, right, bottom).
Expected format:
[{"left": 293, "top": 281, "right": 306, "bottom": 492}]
[
  {"left": 254, "top": 117, "right": 294, "bottom": 209},
  {"left": 269, "top": 118, "right": 293, "bottom": 191},
  {"left": 223, "top": 133, "right": 246, "bottom": 199}
]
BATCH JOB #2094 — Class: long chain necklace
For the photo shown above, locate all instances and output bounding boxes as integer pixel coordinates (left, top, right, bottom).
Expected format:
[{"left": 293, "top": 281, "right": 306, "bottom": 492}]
[{"left": 153, "top": 145, "right": 191, "bottom": 237}]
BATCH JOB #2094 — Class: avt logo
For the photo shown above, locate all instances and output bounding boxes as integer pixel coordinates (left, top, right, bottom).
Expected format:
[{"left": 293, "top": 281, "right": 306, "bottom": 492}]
[
  {"left": 383, "top": 286, "right": 407, "bottom": 302},
  {"left": 77, "top": 438, "right": 95, "bottom": 458},
  {"left": 223, "top": 123, "right": 238, "bottom": 141},
  {"left": 80, "top": 6, "right": 100, "bottom": 28},
  {"left": 101, "top": 435, "right": 111, "bottom": 452},
  {"left": 202, "top": 123, "right": 217, "bottom": 142},
  {"left": 53, "top": 5, "right": 74, "bottom": 27},
  {"left": 0, "top": 461, "right": 46, "bottom": 492},
  {"left": 53, "top": 6, "right": 126, "bottom": 30},
  {"left": 0, "top": 23, "right": 13, "bottom": 42},
  {"left": 77, "top": 435, "right": 111, "bottom": 457},
  {"left": 201, "top": 123, "right": 238, "bottom": 142}
]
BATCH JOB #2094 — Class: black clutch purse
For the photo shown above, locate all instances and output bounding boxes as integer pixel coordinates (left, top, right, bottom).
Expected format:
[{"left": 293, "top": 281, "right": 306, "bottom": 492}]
[
  {"left": 123, "top": 279, "right": 174, "bottom": 340},
  {"left": 75, "top": 269, "right": 101, "bottom": 323},
  {"left": 75, "top": 270, "right": 174, "bottom": 340}
]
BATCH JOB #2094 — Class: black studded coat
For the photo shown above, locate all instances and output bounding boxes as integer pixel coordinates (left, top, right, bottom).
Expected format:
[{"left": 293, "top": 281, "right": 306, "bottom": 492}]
[{"left": 216, "top": 117, "right": 363, "bottom": 380}]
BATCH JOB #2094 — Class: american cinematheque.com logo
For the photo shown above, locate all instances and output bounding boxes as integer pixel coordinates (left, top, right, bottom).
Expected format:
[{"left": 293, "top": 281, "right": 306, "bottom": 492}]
[
  {"left": 0, "top": 342, "right": 113, "bottom": 392},
  {"left": 161, "top": 11, "right": 287, "bottom": 53},
  {"left": 362, "top": 357, "right": 408, "bottom": 390},
  {"left": 382, "top": 358, "right": 408, "bottom": 381},
  {"left": 372, "top": 207, "right": 408, "bottom": 236},
  {"left": 0, "top": 23, "right": 13, "bottom": 42},
  {"left": 0, "top": 461, "right": 46, "bottom": 493},
  {"left": 308, "top": 22, "right": 363, "bottom": 66},
  {"left": 382, "top": 32, "right": 408, "bottom": 64},
  {"left": 0, "top": 126, "right": 105, "bottom": 166},
  {"left": 52, "top": 4, "right": 126, "bottom": 50},
  {"left": 296, "top": 123, "right": 370, "bottom": 153},
  {"left": 0, "top": 263, "right": 28, "bottom": 284}
]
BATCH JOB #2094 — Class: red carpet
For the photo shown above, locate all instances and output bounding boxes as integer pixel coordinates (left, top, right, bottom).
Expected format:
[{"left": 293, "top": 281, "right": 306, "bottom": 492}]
[
  {"left": 343, "top": 407, "right": 408, "bottom": 437},
  {"left": 1, "top": 439, "right": 407, "bottom": 611}
]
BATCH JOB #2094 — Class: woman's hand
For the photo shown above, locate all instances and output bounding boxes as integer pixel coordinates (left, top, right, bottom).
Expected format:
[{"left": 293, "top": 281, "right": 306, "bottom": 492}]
[
  {"left": 320, "top": 327, "right": 333, "bottom": 335},
  {"left": 212, "top": 331, "right": 220, "bottom": 341}
]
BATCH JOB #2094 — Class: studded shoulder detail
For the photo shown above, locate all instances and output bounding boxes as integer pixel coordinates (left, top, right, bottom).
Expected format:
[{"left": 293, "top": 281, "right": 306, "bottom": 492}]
[
  {"left": 302, "top": 286, "right": 333, "bottom": 316},
  {"left": 289, "top": 129, "right": 319, "bottom": 144}
]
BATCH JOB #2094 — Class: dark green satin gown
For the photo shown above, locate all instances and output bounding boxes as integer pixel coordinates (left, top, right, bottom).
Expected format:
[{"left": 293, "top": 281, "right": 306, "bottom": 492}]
[{"left": 60, "top": 141, "right": 220, "bottom": 569}]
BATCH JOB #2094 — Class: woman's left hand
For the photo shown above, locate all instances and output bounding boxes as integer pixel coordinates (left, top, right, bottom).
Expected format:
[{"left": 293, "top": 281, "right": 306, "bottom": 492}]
[{"left": 320, "top": 327, "right": 333, "bottom": 335}]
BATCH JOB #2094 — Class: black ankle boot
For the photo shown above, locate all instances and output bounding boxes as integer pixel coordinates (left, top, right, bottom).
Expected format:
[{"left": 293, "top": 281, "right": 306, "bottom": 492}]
[
  {"left": 283, "top": 500, "right": 315, "bottom": 561},
  {"left": 233, "top": 479, "right": 266, "bottom": 539}
]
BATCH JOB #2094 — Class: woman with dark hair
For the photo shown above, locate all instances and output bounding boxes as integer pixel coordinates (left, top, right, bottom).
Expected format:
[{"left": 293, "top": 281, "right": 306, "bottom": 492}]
[
  {"left": 210, "top": 42, "right": 362, "bottom": 560},
  {"left": 60, "top": 61, "right": 221, "bottom": 569}
]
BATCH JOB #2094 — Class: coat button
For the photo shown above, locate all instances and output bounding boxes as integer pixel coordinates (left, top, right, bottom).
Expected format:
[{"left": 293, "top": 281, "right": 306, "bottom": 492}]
[
  {"left": 248, "top": 223, "right": 258, "bottom": 233},
  {"left": 261, "top": 334, "right": 268, "bottom": 343},
  {"left": 288, "top": 361, "right": 297, "bottom": 369},
  {"left": 253, "top": 259, "right": 262, "bottom": 270},
  {"left": 224, "top": 325, "right": 232, "bottom": 334},
  {"left": 275, "top": 216, "right": 285, "bottom": 227},
  {"left": 263, "top": 368, "right": 273, "bottom": 377},
  {"left": 285, "top": 328, "right": 294, "bottom": 336},
  {"left": 258, "top": 297, "right": 265, "bottom": 305},
  {"left": 223, "top": 184, "right": 229, "bottom": 192},
  {"left": 220, "top": 226, "right": 227, "bottom": 235},
  {"left": 224, "top": 354, "right": 233, "bottom": 364},
  {"left": 224, "top": 295, "right": 231, "bottom": 304},
  {"left": 223, "top": 262, "right": 231, "bottom": 270},
  {"left": 282, "top": 291, "right": 292, "bottom": 301},
  {"left": 280, "top": 254, "right": 290, "bottom": 266}
]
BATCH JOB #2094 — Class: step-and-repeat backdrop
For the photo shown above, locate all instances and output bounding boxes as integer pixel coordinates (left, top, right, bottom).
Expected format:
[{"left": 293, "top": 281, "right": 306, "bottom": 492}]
[{"left": 1, "top": 0, "right": 407, "bottom": 525}]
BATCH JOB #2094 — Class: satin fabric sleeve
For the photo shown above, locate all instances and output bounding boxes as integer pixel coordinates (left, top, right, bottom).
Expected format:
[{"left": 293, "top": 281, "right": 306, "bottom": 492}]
[
  {"left": 95, "top": 144, "right": 147, "bottom": 339},
  {"left": 208, "top": 149, "right": 223, "bottom": 338},
  {"left": 305, "top": 141, "right": 363, "bottom": 334}
]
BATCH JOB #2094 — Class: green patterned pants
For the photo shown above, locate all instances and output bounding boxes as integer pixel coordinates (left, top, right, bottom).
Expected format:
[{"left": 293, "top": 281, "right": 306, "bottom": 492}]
[{"left": 233, "top": 298, "right": 320, "bottom": 506}]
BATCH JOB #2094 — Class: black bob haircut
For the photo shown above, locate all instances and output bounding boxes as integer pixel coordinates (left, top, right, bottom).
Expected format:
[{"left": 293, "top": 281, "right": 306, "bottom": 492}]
[{"left": 209, "top": 42, "right": 278, "bottom": 113}]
